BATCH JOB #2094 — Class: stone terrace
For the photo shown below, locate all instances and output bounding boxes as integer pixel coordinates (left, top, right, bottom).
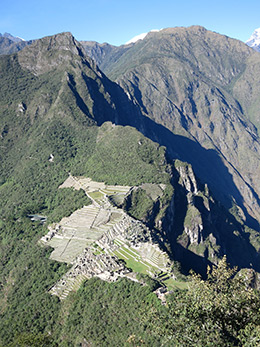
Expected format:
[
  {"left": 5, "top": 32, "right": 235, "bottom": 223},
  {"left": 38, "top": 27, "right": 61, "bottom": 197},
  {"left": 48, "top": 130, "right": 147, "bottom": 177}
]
[{"left": 41, "top": 176, "right": 173, "bottom": 299}]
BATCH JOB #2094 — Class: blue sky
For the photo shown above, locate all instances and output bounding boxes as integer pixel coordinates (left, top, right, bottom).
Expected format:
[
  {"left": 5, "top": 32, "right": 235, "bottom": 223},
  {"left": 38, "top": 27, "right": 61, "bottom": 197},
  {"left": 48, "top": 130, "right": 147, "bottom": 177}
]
[{"left": 1, "top": 0, "right": 259, "bottom": 45}]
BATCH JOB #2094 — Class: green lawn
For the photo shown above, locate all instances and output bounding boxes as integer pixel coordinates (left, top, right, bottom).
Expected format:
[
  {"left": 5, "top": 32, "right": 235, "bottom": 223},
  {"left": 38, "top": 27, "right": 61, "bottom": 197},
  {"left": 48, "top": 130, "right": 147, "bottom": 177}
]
[
  {"left": 164, "top": 278, "right": 188, "bottom": 290},
  {"left": 113, "top": 250, "right": 151, "bottom": 274},
  {"left": 88, "top": 191, "right": 105, "bottom": 201},
  {"left": 121, "top": 246, "right": 140, "bottom": 258}
]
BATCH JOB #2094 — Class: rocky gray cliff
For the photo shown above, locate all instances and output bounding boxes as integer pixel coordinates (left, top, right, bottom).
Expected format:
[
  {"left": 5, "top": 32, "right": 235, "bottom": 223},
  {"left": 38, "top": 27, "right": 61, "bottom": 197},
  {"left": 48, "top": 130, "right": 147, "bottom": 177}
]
[{"left": 162, "top": 161, "right": 260, "bottom": 275}]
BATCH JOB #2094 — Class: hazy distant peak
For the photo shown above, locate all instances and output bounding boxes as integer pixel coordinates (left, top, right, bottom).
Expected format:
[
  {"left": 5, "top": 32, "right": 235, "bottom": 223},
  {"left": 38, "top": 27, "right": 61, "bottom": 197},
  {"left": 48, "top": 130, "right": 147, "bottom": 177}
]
[
  {"left": 125, "top": 29, "right": 162, "bottom": 45},
  {"left": 0, "top": 32, "right": 25, "bottom": 42},
  {"left": 246, "top": 28, "right": 260, "bottom": 52}
]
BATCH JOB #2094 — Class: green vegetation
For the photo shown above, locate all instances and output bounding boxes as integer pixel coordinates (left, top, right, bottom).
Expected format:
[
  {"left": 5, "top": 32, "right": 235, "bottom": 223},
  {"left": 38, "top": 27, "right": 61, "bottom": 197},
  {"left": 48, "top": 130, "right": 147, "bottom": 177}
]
[
  {"left": 3, "top": 252, "right": 258, "bottom": 346},
  {"left": 45, "top": 188, "right": 91, "bottom": 223},
  {"left": 146, "top": 257, "right": 260, "bottom": 346},
  {"left": 1, "top": 230, "right": 260, "bottom": 347},
  {"left": 84, "top": 123, "right": 171, "bottom": 186},
  {"left": 92, "top": 243, "right": 105, "bottom": 255},
  {"left": 0, "top": 218, "right": 69, "bottom": 346},
  {"left": 56, "top": 277, "right": 162, "bottom": 346},
  {"left": 6, "top": 332, "right": 55, "bottom": 347},
  {"left": 136, "top": 273, "right": 161, "bottom": 291},
  {"left": 163, "top": 278, "right": 188, "bottom": 290},
  {"left": 183, "top": 204, "right": 202, "bottom": 229},
  {"left": 88, "top": 190, "right": 105, "bottom": 201},
  {"left": 114, "top": 249, "right": 152, "bottom": 274},
  {"left": 123, "top": 187, "right": 154, "bottom": 220},
  {"left": 0, "top": 36, "right": 177, "bottom": 346}
]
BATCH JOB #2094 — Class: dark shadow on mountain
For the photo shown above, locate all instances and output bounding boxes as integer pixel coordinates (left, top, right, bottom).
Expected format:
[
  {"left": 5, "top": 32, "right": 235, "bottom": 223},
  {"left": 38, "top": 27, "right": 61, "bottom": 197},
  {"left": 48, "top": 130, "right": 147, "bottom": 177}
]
[
  {"left": 105, "top": 82, "right": 260, "bottom": 231},
  {"left": 67, "top": 73, "right": 95, "bottom": 122},
  {"left": 159, "top": 165, "right": 260, "bottom": 275},
  {"left": 139, "top": 117, "right": 260, "bottom": 231},
  {"left": 78, "top": 68, "right": 260, "bottom": 231},
  {"left": 172, "top": 243, "right": 212, "bottom": 278},
  {"left": 194, "top": 191, "right": 260, "bottom": 272}
]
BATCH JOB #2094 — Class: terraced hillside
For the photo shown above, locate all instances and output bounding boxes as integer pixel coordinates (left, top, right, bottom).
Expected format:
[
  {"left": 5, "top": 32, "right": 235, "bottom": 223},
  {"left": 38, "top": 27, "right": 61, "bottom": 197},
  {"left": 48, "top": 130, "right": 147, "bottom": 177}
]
[{"left": 42, "top": 176, "right": 172, "bottom": 298}]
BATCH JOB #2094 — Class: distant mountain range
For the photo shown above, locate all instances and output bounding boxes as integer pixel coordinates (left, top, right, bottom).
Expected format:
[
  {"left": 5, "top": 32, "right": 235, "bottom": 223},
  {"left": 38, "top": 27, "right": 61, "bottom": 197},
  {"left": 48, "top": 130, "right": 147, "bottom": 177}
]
[
  {"left": 0, "top": 32, "right": 32, "bottom": 55},
  {"left": 83, "top": 26, "right": 260, "bottom": 221},
  {"left": 0, "top": 32, "right": 24, "bottom": 42},
  {"left": 2, "top": 27, "right": 260, "bottom": 56}
]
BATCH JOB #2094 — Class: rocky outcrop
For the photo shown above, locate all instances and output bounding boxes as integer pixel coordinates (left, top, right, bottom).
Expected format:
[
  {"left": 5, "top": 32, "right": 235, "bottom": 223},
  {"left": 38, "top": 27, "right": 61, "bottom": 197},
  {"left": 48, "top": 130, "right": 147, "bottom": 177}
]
[
  {"left": 173, "top": 162, "right": 207, "bottom": 249},
  {"left": 159, "top": 161, "right": 260, "bottom": 275},
  {"left": 18, "top": 32, "right": 90, "bottom": 76}
]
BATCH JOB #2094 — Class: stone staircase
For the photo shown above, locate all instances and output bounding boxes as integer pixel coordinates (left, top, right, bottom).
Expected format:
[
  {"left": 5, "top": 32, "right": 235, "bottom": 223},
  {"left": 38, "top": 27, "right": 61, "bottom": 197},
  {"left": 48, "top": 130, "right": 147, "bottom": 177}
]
[{"left": 50, "top": 273, "right": 89, "bottom": 300}]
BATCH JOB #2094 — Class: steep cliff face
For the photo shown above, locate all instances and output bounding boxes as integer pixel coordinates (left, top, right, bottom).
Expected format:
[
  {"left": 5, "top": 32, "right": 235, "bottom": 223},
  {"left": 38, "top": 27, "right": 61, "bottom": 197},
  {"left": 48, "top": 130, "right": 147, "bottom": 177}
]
[
  {"left": 160, "top": 161, "right": 260, "bottom": 275},
  {"left": 116, "top": 155, "right": 260, "bottom": 275},
  {"left": 91, "top": 26, "right": 260, "bottom": 229}
]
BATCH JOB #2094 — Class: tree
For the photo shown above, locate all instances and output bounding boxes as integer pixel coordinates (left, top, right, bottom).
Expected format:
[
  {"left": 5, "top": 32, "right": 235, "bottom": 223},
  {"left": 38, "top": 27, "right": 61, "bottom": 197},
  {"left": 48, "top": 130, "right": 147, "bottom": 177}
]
[
  {"left": 148, "top": 256, "right": 260, "bottom": 346},
  {"left": 7, "top": 332, "right": 55, "bottom": 347}
]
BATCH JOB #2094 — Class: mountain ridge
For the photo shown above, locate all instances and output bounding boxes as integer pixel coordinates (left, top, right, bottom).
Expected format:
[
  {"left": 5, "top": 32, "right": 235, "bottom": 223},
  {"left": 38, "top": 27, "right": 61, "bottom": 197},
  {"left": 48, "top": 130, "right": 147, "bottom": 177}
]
[
  {"left": 85, "top": 26, "right": 260, "bottom": 229},
  {"left": 0, "top": 32, "right": 24, "bottom": 42}
]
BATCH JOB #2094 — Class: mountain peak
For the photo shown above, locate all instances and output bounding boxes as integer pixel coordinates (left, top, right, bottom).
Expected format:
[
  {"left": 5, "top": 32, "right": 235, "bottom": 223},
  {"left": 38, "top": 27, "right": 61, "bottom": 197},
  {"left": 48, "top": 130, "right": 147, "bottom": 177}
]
[
  {"left": 30, "top": 32, "right": 78, "bottom": 52},
  {"left": 125, "top": 29, "right": 162, "bottom": 45},
  {"left": 0, "top": 32, "right": 24, "bottom": 42},
  {"left": 246, "top": 28, "right": 260, "bottom": 51},
  {"left": 17, "top": 32, "right": 89, "bottom": 75}
]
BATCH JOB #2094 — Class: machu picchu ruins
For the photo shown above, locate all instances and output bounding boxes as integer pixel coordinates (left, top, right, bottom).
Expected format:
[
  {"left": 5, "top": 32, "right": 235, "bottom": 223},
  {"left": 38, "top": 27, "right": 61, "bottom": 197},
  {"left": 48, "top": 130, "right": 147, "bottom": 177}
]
[{"left": 41, "top": 176, "right": 173, "bottom": 299}]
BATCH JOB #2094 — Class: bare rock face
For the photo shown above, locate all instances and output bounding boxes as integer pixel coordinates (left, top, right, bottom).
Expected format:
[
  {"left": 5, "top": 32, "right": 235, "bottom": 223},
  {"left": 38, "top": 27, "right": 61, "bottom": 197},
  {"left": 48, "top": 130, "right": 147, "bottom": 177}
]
[
  {"left": 184, "top": 226, "right": 203, "bottom": 246},
  {"left": 18, "top": 32, "right": 93, "bottom": 75},
  {"left": 16, "top": 102, "right": 26, "bottom": 116},
  {"left": 177, "top": 164, "right": 198, "bottom": 195},
  {"left": 175, "top": 163, "right": 206, "bottom": 248},
  {"left": 158, "top": 160, "right": 260, "bottom": 275}
]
